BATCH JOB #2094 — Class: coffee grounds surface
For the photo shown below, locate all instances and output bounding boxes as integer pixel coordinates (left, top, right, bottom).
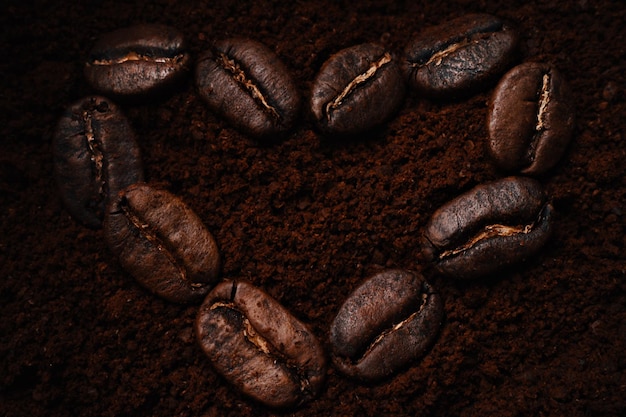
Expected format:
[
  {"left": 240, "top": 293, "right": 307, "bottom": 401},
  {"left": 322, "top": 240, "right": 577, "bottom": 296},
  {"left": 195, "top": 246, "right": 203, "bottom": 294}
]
[{"left": 1, "top": 1, "right": 624, "bottom": 416}]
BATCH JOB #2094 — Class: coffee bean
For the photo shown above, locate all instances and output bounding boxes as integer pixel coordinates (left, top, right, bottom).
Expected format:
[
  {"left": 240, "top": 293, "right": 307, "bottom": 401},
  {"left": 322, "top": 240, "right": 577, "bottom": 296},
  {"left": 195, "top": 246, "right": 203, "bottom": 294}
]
[
  {"left": 195, "top": 280, "right": 326, "bottom": 408},
  {"left": 420, "top": 176, "right": 553, "bottom": 279},
  {"left": 53, "top": 96, "right": 144, "bottom": 229},
  {"left": 403, "top": 13, "right": 518, "bottom": 98},
  {"left": 488, "top": 62, "right": 575, "bottom": 175},
  {"left": 195, "top": 38, "right": 300, "bottom": 138},
  {"left": 330, "top": 269, "right": 443, "bottom": 382},
  {"left": 104, "top": 183, "right": 220, "bottom": 303},
  {"left": 310, "top": 43, "right": 405, "bottom": 135},
  {"left": 84, "top": 24, "right": 190, "bottom": 97}
]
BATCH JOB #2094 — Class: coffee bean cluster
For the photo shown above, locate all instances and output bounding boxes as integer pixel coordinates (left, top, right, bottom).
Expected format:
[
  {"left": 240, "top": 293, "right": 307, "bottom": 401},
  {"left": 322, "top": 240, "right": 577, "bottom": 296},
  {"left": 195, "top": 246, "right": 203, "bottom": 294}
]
[{"left": 53, "top": 14, "right": 575, "bottom": 409}]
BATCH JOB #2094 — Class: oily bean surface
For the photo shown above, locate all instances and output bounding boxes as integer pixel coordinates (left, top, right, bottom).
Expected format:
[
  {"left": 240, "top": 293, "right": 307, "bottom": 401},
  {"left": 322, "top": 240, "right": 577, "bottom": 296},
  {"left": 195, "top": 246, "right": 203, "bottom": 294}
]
[
  {"left": 195, "top": 280, "right": 326, "bottom": 409},
  {"left": 330, "top": 269, "right": 443, "bottom": 382},
  {"left": 310, "top": 43, "right": 405, "bottom": 135},
  {"left": 104, "top": 183, "right": 220, "bottom": 303},
  {"left": 84, "top": 24, "right": 190, "bottom": 97},
  {"left": 421, "top": 176, "right": 553, "bottom": 279},
  {"left": 53, "top": 96, "right": 143, "bottom": 229},
  {"left": 403, "top": 13, "right": 518, "bottom": 98},
  {"left": 195, "top": 38, "right": 300, "bottom": 138},
  {"left": 488, "top": 62, "right": 576, "bottom": 175}
]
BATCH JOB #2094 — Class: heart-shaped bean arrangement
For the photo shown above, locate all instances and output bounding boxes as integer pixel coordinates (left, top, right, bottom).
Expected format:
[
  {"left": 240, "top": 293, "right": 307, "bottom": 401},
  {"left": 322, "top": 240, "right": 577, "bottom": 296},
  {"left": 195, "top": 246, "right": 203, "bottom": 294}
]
[{"left": 53, "top": 14, "right": 574, "bottom": 409}]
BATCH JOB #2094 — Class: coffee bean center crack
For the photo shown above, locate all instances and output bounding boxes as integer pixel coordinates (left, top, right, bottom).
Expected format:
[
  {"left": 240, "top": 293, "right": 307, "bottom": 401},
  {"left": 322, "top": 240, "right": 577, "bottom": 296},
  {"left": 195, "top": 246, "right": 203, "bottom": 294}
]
[
  {"left": 120, "top": 199, "right": 192, "bottom": 284},
  {"left": 91, "top": 51, "right": 186, "bottom": 65},
  {"left": 423, "top": 38, "right": 479, "bottom": 67},
  {"left": 242, "top": 316, "right": 273, "bottom": 354},
  {"left": 439, "top": 222, "right": 536, "bottom": 259},
  {"left": 526, "top": 72, "right": 552, "bottom": 163},
  {"left": 324, "top": 52, "right": 392, "bottom": 120},
  {"left": 208, "top": 301, "right": 279, "bottom": 356},
  {"left": 535, "top": 73, "right": 551, "bottom": 132},
  {"left": 83, "top": 111, "right": 106, "bottom": 201},
  {"left": 217, "top": 52, "right": 281, "bottom": 121},
  {"left": 357, "top": 292, "right": 429, "bottom": 361}
]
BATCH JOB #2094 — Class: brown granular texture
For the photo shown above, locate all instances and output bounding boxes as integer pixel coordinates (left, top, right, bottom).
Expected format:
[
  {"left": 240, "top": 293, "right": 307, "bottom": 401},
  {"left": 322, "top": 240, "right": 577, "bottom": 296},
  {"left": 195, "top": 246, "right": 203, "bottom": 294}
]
[{"left": 1, "top": 1, "right": 625, "bottom": 416}]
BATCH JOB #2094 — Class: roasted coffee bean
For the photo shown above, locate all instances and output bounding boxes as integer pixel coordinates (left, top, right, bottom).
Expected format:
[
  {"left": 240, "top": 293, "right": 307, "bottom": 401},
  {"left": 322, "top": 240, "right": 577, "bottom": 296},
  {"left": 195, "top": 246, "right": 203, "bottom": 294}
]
[
  {"left": 104, "top": 183, "right": 220, "bottom": 303},
  {"left": 403, "top": 13, "right": 518, "bottom": 98},
  {"left": 195, "top": 280, "right": 326, "bottom": 408},
  {"left": 330, "top": 269, "right": 443, "bottom": 382},
  {"left": 54, "top": 96, "right": 143, "bottom": 229},
  {"left": 310, "top": 43, "right": 405, "bottom": 135},
  {"left": 84, "top": 24, "right": 190, "bottom": 97},
  {"left": 195, "top": 38, "right": 300, "bottom": 138},
  {"left": 488, "top": 62, "right": 575, "bottom": 175},
  {"left": 421, "top": 177, "right": 553, "bottom": 279}
]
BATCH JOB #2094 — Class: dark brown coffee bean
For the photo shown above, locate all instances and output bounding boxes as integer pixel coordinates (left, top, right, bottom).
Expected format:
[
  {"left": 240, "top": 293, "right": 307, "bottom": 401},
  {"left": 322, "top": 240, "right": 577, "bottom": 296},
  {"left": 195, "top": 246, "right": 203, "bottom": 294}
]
[
  {"left": 104, "top": 183, "right": 220, "bottom": 303},
  {"left": 330, "top": 269, "right": 443, "bottom": 382},
  {"left": 421, "top": 177, "right": 553, "bottom": 279},
  {"left": 84, "top": 24, "right": 190, "bottom": 97},
  {"left": 488, "top": 62, "right": 575, "bottom": 175},
  {"left": 53, "top": 96, "right": 143, "bottom": 229},
  {"left": 403, "top": 13, "right": 518, "bottom": 98},
  {"left": 195, "top": 38, "right": 300, "bottom": 138},
  {"left": 195, "top": 280, "right": 326, "bottom": 408},
  {"left": 310, "top": 43, "right": 405, "bottom": 135}
]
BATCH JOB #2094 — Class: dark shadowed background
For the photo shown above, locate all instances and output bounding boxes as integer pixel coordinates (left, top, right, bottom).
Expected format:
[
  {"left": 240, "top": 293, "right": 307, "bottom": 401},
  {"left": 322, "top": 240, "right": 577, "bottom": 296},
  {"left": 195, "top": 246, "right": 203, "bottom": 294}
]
[{"left": 1, "top": 0, "right": 625, "bottom": 416}]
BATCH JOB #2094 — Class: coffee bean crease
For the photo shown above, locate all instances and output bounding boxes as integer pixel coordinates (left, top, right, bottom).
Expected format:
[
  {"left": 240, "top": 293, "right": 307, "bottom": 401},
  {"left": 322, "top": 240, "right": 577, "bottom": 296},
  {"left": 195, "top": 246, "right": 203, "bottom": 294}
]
[
  {"left": 325, "top": 52, "right": 392, "bottom": 120},
  {"left": 216, "top": 51, "right": 281, "bottom": 121},
  {"left": 117, "top": 195, "right": 190, "bottom": 284}
]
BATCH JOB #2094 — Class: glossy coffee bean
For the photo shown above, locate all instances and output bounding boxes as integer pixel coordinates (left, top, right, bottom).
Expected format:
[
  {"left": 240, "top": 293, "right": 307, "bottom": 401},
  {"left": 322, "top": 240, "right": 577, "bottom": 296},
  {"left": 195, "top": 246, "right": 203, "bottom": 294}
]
[
  {"left": 195, "top": 38, "right": 300, "bottom": 138},
  {"left": 488, "top": 62, "right": 575, "bottom": 175},
  {"left": 310, "top": 43, "right": 405, "bottom": 135},
  {"left": 195, "top": 280, "right": 326, "bottom": 408},
  {"left": 330, "top": 269, "right": 443, "bottom": 382},
  {"left": 403, "top": 13, "right": 518, "bottom": 98},
  {"left": 84, "top": 24, "right": 190, "bottom": 97},
  {"left": 104, "top": 183, "right": 220, "bottom": 303},
  {"left": 421, "top": 176, "right": 553, "bottom": 279},
  {"left": 54, "top": 96, "right": 144, "bottom": 229}
]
